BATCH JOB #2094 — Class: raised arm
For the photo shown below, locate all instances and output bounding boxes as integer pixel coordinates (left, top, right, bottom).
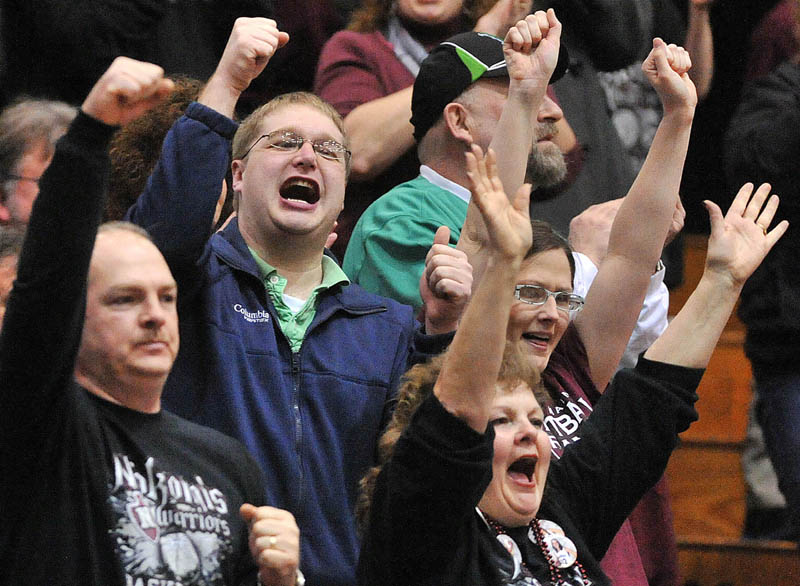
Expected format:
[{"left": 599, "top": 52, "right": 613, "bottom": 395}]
[
  {"left": 684, "top": 0, "right": 715, "bottom": 100},
  {"left": 0, "top": 56, "right": 171, "bottom": 449},
  {"left": 126, "top": 18, "right": 287, "bottom": 269},
  {"left": 199, "top": 17, "right": 288, "bottom": 117},
  {"left": 490, "top": 9, "right": 561, "bottom": 195},
  {"left": 545, "top": 186, "right": 787, "bottom": 557},
  {"left": 435, "top": 146, "right": 531, "bottom": 432},
  {"left": 646, "top": 183, "right": 788, "bottom": 367},
  {"left": 568, "top": 196, "right": 685, "bottom": 370},
  {"left": 573, "top": 38, "right": 696, "bottom": 391},
  {"left": 457, "top": 10, "right": 562, "bottom": 282}
]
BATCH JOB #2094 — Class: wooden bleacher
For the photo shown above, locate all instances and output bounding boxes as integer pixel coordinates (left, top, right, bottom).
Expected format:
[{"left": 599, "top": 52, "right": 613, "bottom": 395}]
[{"left": 665, "top": 234, "right": 800, "bottom": 585}]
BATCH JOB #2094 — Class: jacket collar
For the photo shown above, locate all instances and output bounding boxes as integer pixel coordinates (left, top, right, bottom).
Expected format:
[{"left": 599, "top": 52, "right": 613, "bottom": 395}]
[{"left": 211, "top": 218, "right": 390, "bottom": 315}]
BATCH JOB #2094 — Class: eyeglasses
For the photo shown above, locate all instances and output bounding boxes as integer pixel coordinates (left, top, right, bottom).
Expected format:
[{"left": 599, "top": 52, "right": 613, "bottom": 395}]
[
  {"left": 241, "top": 130, "right": 351, "bottom": 165},
  {"left": 514, "top": 284, "right": 585, "bottom": 314},
  {"left": 4, "top": 174, "right": 40, "bottom": 185}
]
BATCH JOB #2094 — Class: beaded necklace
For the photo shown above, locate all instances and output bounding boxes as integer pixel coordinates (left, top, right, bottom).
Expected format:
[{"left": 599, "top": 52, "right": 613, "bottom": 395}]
[{"left": 481, "top": 512, "right": 590, "bottom": 586}]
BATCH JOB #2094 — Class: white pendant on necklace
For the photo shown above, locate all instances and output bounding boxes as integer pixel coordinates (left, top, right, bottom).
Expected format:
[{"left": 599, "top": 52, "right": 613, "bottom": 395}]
[
  {"left": 533, "top": 519, "right": 565, "bottom": 538},
  {"left": 530, "top": 519, "right": 578, "bottom": 569},
  {"left": 495, "top": 534, "right": 523, "bottom": 579}
]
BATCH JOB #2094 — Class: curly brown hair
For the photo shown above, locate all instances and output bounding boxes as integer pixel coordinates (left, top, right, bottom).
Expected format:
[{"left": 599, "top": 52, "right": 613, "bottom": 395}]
[
  {"left": 356, "top": 339, "right": 546, "bottom": 530},
  {"left": 348, "top": 0, "right": 500, "bottom": 33},
  {"left": 106, "top": 76, "right": 204, "bottom": 222}
]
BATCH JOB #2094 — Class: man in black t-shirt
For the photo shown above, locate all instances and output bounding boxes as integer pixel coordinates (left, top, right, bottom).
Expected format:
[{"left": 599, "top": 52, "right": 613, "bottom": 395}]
[{"left": 0, "top": 57, "right": 302, "bottom": 586}]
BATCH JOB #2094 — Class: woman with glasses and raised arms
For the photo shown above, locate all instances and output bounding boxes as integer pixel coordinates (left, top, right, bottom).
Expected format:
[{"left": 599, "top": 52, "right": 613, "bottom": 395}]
[
  {"left": 445, "top": 36, "right": 694, "bottom": 583},
  {"left": 456, "top": 37, "right": 695, "bottom": 458},
  {"left": 356, "top": 144, "right": 786, "bottom": 586}
]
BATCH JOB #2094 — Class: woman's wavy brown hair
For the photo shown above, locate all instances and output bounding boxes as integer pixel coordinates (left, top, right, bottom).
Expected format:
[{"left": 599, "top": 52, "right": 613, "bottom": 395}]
[
  {"left": 106, "top": 76, "right": 203, "bottom": 222},
  {"left": 348, "top": 0, "right": 500, "bottom": 33},
  {"left": 356, "top": 340, "right": 547, "bottom": 530}
]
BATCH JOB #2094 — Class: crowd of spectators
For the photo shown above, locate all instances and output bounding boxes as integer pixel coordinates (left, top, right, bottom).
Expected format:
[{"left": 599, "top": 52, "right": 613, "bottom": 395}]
[{"left": 0, "top": 2, "right": 797, "bottom": 586}]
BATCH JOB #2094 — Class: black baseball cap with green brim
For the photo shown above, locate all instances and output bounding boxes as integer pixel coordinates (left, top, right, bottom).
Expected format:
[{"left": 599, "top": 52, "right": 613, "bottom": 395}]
[{"left": 410, "top": 31, "right": 569, "bottom": 142}]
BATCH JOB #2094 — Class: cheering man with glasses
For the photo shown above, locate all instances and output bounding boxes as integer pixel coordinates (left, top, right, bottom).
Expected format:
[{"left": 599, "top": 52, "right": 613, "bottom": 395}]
[
  {"left": 239, "top": 130, "right": 351, "bottom": 163},
  {"left": 126, "top": 17, "right": 467, "bottom": 586}
]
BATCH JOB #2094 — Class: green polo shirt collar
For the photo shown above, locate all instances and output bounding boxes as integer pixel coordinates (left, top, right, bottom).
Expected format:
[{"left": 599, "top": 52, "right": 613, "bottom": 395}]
[{"left": 249, "top": 247, "right": 349, "bottom": 351}]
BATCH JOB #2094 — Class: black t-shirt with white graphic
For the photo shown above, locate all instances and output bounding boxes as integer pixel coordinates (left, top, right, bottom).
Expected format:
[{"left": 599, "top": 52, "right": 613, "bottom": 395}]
[
  {"left": 100, "top": 395, "right": 265, "bottom": 586},
  {"left": 0, "top": 112, "right": 266, "bottom": 586},
  {"left": 2, "top": 380, "right": 266, "bottom": 586}
]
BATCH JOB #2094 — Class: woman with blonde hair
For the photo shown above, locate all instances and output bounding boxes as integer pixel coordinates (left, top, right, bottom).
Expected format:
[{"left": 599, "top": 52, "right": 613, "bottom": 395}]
[{"left": 357, "top": 144, "right": 786, "bottom": 585}]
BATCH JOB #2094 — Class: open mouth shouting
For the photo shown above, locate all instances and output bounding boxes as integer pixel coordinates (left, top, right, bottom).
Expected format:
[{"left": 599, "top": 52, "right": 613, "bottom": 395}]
[
  {"left": 508, "top": 456, "right": 538, "bottom": 486},
  {"left": 279, "top": 177, "right": 320, "bottom": 206}
]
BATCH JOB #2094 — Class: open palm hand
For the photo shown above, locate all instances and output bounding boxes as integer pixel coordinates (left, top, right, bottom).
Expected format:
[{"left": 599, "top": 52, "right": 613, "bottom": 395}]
[
  {"left": 465, "top": 144, "right": 532, "bottom": 263},
  {"left": 704, "top": 182, "right": 788, "bottom": 286}
]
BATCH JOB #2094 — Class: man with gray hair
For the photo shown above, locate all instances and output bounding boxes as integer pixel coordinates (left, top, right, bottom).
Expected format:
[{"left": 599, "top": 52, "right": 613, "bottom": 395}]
[
  {"left": 0, "top": 98, "right": 76, "bottom": 225},
  {"left": 343, "top": 12, "right": 569, "bottom": 311}
]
